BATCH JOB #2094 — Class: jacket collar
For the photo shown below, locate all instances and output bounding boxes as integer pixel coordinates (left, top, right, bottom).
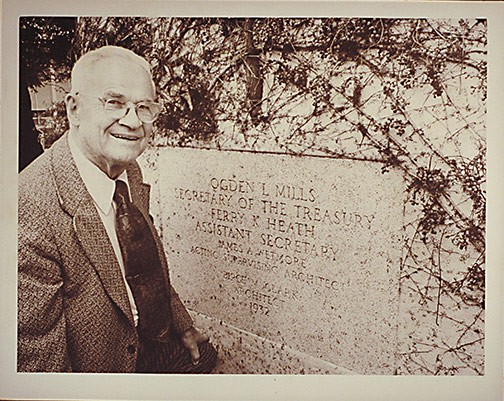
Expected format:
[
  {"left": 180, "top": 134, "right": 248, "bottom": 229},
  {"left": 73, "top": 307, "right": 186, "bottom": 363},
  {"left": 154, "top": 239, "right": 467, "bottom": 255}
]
[{"left": 50, "top": 132, "right": 151, "bottom": 217}]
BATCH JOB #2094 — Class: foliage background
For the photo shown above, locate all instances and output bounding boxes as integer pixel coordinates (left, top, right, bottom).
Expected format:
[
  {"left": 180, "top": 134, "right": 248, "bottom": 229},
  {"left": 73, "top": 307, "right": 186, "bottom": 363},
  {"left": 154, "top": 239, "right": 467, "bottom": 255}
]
[
  {"left": 19, "top": 17, "right": 75, "bottom": 170},
  {"left": 33, "top": 17, "right": 486, "bottom": 375}
]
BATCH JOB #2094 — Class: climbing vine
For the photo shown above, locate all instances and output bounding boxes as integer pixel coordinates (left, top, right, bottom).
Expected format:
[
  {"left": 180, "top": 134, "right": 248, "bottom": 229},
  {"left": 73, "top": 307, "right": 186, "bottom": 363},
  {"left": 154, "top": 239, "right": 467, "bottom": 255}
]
[{"left": 39, "top": 17, "right": 486, "bottom": 375}]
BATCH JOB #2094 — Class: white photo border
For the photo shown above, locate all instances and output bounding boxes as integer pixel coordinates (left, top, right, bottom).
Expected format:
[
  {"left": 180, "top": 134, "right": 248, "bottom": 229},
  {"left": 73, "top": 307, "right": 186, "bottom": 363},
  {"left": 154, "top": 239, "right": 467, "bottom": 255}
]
[{"left": 2, "top": 1, "right": 503, "bottom": 400}]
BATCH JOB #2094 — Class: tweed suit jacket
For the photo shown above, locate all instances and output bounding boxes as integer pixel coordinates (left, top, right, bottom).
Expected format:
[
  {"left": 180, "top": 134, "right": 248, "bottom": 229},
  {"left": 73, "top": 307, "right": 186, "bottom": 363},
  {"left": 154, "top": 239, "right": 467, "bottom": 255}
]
[{"left": 18, "top": 132, "right": 194, "bottom": 372}]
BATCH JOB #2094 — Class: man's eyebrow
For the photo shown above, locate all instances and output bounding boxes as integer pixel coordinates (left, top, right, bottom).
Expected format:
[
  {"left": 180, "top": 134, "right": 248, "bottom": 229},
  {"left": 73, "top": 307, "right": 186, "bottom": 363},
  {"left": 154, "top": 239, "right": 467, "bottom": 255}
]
[{"left": 102, "top": 91, "right": 126, "bottom": 99}]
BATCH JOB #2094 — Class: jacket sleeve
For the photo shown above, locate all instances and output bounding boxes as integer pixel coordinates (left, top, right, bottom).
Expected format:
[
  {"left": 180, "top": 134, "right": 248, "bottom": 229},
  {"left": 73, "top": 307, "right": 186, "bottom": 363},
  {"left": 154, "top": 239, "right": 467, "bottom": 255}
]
[
  {"left": 169, "top": 285, "right": 194, "bottom": 334},
  {"left": 129, "top": 162, "right": 195, "bottom": 336},
  {"left": 17, "top": 205, "right": 71, "bottom": 372}
]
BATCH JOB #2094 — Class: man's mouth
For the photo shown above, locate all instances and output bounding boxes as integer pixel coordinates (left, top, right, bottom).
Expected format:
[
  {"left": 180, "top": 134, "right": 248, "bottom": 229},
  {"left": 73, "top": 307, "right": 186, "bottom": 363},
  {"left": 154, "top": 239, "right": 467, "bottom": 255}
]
[{"left": 110, "top": 133, "right": 142, "bottom": 141}]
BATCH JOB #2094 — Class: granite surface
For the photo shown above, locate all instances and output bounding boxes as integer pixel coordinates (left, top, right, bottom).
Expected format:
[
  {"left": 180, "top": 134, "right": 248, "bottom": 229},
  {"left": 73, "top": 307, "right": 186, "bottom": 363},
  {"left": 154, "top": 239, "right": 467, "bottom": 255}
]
[
  {"left": 155, "top": 148, "right": 405, "bottom": 374},
  {"left": 191, "top": 311, "right": 357, "bottom": 375}
]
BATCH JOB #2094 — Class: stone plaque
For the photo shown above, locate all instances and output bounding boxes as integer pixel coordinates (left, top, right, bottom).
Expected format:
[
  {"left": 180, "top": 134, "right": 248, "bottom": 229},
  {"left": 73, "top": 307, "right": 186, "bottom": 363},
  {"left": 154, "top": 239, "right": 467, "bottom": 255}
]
[{"left": 157, "top": 148, "right": 404, "bottom": 374}]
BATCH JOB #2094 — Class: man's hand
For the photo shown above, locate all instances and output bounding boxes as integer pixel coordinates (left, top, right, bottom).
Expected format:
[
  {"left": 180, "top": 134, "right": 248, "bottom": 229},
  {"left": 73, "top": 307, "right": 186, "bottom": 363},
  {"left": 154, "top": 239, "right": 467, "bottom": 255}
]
[{"left": 180, "top": 326, "right": 209, "bottom": 365}]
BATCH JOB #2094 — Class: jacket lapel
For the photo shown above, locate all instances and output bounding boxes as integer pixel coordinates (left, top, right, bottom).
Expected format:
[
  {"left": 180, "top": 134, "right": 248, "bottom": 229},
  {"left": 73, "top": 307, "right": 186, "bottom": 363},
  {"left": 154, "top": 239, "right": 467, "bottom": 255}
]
[
  {"left": 50, "top": 133, "right": 135, "bottom": 326},
  {"left": 126, "top": 161, "right": 151, "bottom": 216}
]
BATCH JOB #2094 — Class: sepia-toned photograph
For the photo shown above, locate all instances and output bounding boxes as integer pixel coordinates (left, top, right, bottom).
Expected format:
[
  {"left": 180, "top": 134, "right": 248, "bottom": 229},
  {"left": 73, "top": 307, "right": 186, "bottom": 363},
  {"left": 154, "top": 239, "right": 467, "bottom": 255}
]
[
  {"left": 18, "top": 14, "right": 487, "bottom": 375},
  {"left": 3, "top": 1, "right": 503, "bottom": 400}
]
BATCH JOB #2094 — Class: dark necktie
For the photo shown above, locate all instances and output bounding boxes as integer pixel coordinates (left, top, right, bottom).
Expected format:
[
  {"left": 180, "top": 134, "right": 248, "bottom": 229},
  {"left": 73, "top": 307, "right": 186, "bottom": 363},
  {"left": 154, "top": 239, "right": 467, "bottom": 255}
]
[{"left": 114, "top": 180, "right": 173, "bottom": 340}]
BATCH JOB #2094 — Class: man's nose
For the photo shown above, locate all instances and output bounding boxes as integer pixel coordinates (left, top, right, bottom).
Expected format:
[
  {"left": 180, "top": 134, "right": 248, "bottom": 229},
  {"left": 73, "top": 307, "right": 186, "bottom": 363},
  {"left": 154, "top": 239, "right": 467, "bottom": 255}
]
[{"left": 119, "top": 105, "right": 143, "bottom": 129}]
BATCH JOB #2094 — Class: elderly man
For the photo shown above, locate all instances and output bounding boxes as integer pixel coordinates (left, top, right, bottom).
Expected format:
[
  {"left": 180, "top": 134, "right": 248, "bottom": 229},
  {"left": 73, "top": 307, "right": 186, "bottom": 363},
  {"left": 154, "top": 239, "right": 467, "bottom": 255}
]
[{"left": 18, "top": 45, "right": 217, "bottom": 373}]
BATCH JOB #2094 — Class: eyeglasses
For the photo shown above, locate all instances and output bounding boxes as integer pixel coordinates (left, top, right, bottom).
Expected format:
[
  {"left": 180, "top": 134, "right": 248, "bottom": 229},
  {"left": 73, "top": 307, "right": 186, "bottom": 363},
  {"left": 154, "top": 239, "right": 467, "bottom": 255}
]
[{"left": 76, "top": 93, "right": 162, "bottom": 124}]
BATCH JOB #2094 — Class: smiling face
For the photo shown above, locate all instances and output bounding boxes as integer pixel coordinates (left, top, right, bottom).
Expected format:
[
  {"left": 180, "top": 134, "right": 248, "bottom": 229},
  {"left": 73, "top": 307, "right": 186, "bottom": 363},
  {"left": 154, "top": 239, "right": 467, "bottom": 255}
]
[{"left": 67, "top": 56, "right": 156, "bottom": 179}]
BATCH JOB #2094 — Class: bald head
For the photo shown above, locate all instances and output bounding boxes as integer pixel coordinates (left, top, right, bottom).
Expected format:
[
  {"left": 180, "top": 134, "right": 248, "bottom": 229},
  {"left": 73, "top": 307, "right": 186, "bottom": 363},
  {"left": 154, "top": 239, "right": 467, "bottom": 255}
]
[{"left": 70, "top": 46, "right": 155, "bottom": 94}]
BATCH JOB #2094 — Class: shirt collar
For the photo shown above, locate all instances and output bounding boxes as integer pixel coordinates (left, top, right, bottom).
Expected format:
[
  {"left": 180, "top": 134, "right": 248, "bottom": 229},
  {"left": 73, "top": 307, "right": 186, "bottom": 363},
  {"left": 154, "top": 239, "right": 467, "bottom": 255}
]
[{"left": 68, "top": 130, "right": 129, "bottom": 215}]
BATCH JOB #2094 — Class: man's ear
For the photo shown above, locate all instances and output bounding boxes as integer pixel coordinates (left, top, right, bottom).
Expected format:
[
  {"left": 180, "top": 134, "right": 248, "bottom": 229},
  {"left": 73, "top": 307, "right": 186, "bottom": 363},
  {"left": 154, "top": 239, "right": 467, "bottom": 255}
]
[{"left": 65, "top": 93, "right": 80, "bottom": 127}]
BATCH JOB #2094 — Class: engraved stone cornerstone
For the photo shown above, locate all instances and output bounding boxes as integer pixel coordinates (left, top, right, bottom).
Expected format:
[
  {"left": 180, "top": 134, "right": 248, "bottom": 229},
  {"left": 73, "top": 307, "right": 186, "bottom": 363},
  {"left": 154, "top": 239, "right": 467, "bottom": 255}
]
[{"left": 155, "top": 147, "right": 404, "bottom": 374}]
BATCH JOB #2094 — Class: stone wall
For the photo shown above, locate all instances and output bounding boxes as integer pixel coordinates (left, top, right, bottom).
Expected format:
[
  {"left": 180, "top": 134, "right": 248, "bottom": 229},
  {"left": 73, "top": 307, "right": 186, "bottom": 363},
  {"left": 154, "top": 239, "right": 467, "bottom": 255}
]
[{"left": 142, "top": 147, "right": 405, "bottom": 374}]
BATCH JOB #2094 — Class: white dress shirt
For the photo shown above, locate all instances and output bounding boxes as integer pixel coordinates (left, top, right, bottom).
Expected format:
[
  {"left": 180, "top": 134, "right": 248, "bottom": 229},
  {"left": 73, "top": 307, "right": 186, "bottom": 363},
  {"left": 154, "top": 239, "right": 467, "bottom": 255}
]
[{"left": 68, "top": 130, "right": 139, "bottom": 326}]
